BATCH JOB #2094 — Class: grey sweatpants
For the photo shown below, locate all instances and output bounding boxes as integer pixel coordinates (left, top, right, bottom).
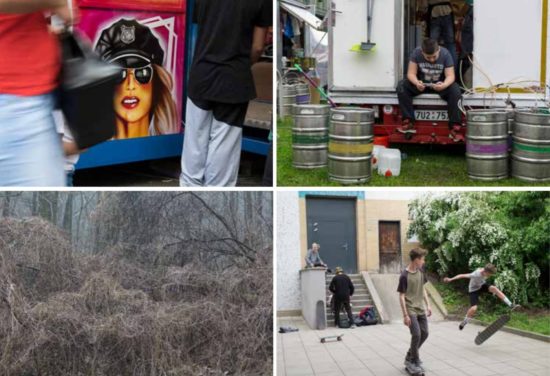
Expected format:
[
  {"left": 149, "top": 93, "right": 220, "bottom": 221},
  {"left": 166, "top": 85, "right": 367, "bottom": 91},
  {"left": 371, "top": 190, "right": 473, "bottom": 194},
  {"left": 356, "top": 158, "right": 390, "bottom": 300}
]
[
  {"left": 406, "top": 314, "right": 429, "bottom": 362},
  {"left": 180, "top": 98, "right": 243, "bottom": 187}
]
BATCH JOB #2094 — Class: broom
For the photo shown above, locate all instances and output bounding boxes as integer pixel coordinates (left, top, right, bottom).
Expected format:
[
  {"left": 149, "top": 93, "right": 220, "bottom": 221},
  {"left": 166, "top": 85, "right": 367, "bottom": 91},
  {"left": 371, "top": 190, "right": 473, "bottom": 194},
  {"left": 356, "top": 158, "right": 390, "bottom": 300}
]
[{"left": 351, "top": 0, "right": 376, "bottom": 53}]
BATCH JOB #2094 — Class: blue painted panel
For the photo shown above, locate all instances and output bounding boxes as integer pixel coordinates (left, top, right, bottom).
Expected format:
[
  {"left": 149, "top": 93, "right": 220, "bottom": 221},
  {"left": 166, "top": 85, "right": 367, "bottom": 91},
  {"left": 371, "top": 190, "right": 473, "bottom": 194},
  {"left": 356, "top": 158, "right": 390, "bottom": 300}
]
[
  {"left": 76, "top": 134, "right": 268, "bottom": 169},
  {"left": 298, "top": 191, "right": 365, "bottom": 200}
]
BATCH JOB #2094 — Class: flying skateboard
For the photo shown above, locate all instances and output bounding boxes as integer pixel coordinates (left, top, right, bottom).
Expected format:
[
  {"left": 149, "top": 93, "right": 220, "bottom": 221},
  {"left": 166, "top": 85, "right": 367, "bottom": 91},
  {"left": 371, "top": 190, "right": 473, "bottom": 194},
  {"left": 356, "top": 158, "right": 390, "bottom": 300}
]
[
  {"left": 320, "top": 334, "right": 344, "bottom": 343},
  {"left": 475, "top": 314, "right": 510, "bottom": 345}
]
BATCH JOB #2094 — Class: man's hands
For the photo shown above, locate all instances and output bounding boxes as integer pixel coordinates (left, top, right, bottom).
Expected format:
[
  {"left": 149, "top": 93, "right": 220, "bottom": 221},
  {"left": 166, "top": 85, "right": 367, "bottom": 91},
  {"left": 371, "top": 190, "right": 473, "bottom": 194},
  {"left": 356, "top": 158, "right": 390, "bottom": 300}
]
[
  {"left": 426, "top": 306, "right": 432, "bottom": 317},
  {"left": 443, "top": 277, "right": 451, "bottom": 283},
  {"left": 415, "top": 81, "right": 426, "bottom": 92},
  {"left": 404, "top": 314, "right": 411, "bottom": 327},
  {"left": 433, "top": 81, "right": 447, "bottom": 92}
]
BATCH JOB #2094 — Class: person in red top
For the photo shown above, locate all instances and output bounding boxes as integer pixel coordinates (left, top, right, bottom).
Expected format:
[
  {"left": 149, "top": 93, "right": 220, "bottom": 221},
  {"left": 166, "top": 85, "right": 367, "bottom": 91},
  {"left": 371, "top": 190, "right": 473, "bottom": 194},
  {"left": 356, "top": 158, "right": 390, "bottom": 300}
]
[{"left": 0, "top": 0, "right": 78, "bottom": 186}]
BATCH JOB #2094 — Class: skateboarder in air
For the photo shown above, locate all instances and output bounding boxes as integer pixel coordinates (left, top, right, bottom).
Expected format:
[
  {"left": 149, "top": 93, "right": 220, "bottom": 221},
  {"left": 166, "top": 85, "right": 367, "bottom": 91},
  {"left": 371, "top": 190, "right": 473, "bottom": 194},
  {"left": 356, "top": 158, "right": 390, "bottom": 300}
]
[
  {"left": 444, "top": 263, "right": 520, "bottom": 330},
  {"left": 397, "top": 248, "right": 432, "bottom": 375}
]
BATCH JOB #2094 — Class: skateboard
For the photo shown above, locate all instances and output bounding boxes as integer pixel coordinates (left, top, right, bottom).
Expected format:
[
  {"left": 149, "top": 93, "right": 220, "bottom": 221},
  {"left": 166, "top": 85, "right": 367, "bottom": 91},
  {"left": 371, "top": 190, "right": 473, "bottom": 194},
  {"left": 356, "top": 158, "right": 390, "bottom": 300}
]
[
  {"left": 475, "top": 314, "right": 510, "bottom": 345},
  {"left": 404, "top": 364, "right": 425, "bottom": 376},
  {"left": 320, "top": 334, "right": 344, "bottom": 343},
  {"left": 316, "top": 300, "right": 326, "bottom": 330}
]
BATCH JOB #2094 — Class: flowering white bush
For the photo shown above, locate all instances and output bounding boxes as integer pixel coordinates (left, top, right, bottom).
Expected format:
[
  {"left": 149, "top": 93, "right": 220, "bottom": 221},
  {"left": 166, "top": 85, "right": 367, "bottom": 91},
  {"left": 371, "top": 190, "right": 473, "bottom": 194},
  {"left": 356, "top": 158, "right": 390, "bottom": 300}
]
[{"left": 408, "top": 192, "right": 550, "bottom": 306}]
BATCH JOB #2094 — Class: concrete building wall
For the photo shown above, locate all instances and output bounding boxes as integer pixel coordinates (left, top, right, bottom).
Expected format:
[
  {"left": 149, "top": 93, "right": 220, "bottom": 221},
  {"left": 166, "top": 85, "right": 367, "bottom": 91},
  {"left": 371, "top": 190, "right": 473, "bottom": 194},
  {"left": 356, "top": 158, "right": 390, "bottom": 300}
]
[{"left": 277, "top": 192, "right": 302, "bottom": 314}]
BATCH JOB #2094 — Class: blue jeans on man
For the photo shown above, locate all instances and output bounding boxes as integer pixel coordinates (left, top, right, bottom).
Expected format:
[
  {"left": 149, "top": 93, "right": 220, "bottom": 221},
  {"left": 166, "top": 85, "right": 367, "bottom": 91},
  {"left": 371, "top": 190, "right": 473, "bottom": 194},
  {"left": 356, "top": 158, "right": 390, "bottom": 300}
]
[{"left": 430, "top": 15, "right": 457, "bottom": 67}]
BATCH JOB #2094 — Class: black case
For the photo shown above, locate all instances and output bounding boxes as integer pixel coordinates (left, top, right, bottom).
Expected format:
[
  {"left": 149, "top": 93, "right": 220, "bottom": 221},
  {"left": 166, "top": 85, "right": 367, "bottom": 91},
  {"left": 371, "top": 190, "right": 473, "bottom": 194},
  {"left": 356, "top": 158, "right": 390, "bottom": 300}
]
[{"left": 58, "top": 32, "right": 120, "bottom": 149}]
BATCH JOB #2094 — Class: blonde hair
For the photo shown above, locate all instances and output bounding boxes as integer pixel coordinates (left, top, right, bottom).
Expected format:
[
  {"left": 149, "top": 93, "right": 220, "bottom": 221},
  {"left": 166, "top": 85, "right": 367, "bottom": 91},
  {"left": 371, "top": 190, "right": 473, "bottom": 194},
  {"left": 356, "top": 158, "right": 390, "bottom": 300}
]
[{"left": 151, "top": 64, "right": 179, "bottom": 135}]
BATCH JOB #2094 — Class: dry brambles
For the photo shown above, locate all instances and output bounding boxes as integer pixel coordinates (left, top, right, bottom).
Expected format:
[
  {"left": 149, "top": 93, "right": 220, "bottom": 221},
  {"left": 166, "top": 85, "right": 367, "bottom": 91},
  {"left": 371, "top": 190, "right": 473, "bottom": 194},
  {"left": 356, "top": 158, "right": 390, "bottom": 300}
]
[{"left": 0, "top": 218, "right": 272, "bottom": 376}]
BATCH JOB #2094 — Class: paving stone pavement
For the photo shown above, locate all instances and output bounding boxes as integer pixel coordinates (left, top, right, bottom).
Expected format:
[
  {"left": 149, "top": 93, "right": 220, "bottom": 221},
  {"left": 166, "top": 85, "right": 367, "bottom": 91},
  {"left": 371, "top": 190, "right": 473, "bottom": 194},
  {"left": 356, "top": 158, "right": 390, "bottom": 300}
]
[{"left": 277, "top": 317, "right": 550, "bottom": 376}]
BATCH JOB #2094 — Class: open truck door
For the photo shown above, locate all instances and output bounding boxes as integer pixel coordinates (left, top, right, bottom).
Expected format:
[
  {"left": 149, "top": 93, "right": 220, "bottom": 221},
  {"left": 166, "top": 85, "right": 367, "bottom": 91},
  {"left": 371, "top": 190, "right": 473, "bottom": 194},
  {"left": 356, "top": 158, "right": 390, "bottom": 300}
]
[
  {"left": 328, "top": 0, "right": 403, "bottom": 96},
  {"left": 467, "top": 0, "right": 549, "bottom": 107}
]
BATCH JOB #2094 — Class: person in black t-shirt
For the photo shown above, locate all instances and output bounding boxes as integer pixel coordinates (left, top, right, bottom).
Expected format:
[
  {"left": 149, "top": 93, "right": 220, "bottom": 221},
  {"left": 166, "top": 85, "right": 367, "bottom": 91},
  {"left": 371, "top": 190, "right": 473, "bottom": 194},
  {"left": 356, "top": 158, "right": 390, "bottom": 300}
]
[
  {"left": 396, "top": 39, "right": 464, "bottom": 142},
  {"left": 329, "top": 267, "right": 356, "bottom": 329},
  {"left": 180, "top": 0, "right": 272, "bottom": 187}
]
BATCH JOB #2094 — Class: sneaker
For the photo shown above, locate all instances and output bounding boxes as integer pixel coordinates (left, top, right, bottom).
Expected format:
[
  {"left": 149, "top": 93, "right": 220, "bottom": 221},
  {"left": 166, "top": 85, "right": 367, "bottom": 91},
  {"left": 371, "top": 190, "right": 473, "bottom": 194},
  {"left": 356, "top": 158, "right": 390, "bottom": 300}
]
[
  {"left": 449, "top": 124, "right": 465, "bottom": 142},
  {"left": 397, "top": 119, "right": 417, "bottom": 134},
  {"left": 406, "top": 362, "right": 423, "bottom": 374},
  {"left": 459, "top": 321, "right": 467, "bottom": 330},
  {"left": 415, "top": 360, "right": 424, "bottom": 372},
  {"left": 511, "top": 304, "right": 521, "bottom": 311}
]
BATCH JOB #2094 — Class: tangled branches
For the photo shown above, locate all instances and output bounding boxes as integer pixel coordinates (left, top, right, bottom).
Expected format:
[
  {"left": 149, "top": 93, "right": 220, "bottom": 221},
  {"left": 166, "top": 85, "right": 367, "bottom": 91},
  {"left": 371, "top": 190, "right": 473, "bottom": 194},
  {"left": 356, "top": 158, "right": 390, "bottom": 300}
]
[{"left": 0, "top": 218, "right": 272, "bottom": 375}]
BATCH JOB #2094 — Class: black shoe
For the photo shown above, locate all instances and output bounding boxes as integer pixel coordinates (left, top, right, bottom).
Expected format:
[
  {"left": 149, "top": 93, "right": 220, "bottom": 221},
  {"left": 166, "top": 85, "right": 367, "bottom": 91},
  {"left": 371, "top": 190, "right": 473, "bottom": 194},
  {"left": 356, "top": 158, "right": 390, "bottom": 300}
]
[{"left": 459, "top": 322, "right": 466, "bottom": 330}]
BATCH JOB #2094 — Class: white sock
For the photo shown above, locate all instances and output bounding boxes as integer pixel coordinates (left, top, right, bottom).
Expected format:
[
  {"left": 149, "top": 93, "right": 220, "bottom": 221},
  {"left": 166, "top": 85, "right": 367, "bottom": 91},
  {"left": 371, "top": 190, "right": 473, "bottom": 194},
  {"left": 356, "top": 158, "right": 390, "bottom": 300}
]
[
  {"left": 462, "top": 316, "right": 471, "bottom": 324},
  {"left": 503, "top": 297, "right": 512, "bottom": 307}
]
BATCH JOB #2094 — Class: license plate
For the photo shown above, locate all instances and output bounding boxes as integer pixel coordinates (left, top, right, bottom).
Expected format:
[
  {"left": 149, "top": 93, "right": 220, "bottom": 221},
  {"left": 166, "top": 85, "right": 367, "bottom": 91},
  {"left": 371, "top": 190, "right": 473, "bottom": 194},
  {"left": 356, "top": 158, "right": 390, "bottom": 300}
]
[{"left": 415, "top": 110, "right": 449, "bottom": 121}]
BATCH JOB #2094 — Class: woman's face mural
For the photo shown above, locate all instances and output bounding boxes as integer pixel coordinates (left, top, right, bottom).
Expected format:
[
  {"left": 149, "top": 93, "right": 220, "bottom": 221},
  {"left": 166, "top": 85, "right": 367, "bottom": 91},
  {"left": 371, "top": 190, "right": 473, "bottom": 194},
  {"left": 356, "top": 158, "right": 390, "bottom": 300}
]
[
  {"left": 114, "top": 65, "right": 154, "bottom": 126},
  {"left": 95, "top": 19, "right": 177, "bottom": 139}
]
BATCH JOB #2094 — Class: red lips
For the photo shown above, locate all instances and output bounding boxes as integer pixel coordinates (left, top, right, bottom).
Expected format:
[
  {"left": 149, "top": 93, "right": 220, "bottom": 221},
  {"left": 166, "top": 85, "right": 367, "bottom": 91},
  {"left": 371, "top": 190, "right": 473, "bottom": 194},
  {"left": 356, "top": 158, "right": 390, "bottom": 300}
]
[{"left": 122, "top": 96, "right": 140, "bottom": 110}]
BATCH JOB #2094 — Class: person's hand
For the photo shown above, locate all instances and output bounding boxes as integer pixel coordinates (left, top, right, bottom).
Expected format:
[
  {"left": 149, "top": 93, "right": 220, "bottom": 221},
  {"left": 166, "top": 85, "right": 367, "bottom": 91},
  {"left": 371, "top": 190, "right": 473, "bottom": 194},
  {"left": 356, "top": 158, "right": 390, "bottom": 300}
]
[
  {"left": 415, "top": 81, "right": 426, "bottom": 92},
  {"left": 52, "top": 0, "right": 79, "bottom": 26},
  {"left": 404, "top": 315, "right": 411, "bottom": 327},
  {"left": 433, "top": 82, "right": 446, "bottom": 92},
  {"left": 427, "top": 306, "right": 432, "bottom": 317},
  {"left": 443, "top": 277, "right": 451, "bottom": 283}
]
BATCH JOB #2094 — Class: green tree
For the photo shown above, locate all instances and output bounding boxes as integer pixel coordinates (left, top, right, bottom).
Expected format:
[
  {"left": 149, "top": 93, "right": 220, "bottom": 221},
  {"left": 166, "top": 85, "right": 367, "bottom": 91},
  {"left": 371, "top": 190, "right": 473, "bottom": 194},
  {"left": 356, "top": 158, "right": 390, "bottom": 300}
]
[{"left": 408, "top": 192, "right": 550, "bottom": 307}]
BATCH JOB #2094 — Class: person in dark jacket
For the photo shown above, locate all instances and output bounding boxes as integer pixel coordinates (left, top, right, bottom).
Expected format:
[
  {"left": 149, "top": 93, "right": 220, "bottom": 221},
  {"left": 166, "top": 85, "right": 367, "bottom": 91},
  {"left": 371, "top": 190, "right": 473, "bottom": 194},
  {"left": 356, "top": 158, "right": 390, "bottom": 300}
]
[{"left": 329, "top": 267, "right": 356, "bottom": 328}]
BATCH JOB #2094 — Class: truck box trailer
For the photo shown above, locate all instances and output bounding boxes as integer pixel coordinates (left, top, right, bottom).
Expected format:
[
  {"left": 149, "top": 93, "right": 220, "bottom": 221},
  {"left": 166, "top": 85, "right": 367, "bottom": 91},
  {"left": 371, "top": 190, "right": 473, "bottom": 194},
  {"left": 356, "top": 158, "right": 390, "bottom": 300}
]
[{"left": 326, "top": 0, "right": 549, "bottom": 144}]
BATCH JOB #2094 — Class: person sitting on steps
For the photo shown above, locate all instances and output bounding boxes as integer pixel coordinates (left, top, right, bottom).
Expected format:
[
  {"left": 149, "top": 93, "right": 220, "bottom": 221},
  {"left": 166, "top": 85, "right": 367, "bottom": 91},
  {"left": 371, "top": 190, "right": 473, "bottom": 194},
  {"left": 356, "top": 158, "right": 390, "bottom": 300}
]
[
  {"left": 397, "top": 38, "right": 464, "bottom": 142},
  {"left": 305, "top": 242, "right": 328, "bottom": 269}
]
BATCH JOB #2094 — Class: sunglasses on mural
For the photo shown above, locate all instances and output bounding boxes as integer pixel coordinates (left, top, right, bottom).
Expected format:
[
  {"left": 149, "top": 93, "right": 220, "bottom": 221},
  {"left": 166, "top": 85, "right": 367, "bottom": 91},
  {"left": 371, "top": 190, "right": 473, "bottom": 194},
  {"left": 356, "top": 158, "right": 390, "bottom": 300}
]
[{"left": 117, "top": 65, "right": 154, "bottom": 85}]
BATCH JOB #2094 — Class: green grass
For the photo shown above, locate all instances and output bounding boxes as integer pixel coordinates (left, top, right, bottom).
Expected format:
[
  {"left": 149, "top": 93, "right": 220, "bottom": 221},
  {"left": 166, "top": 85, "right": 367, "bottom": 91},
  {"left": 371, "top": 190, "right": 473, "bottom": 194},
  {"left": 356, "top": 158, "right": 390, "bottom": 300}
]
[
  {"left": 432, "top": 281, "right": 550, "bottom": 336},
  {"left": 277, "top": 118, "right": 550, "bottom": 187}
]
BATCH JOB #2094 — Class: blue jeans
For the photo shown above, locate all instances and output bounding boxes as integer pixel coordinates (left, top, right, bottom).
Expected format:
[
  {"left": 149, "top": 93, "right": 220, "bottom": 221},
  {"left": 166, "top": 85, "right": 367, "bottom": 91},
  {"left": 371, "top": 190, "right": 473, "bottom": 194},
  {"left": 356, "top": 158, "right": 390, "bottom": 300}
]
[
  {"left": 0, "top": 93, "right": 65, "bottom": 186},
  {"left": 430, "top": 15, "right": 458, "bottom": 67}
]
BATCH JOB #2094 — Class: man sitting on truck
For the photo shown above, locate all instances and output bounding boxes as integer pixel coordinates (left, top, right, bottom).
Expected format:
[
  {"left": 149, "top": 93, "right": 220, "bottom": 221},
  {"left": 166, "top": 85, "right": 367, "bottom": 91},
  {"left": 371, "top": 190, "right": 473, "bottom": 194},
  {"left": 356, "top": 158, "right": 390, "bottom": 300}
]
[{"left": 397, "top": 38, "right": 464, "bottom": 142}]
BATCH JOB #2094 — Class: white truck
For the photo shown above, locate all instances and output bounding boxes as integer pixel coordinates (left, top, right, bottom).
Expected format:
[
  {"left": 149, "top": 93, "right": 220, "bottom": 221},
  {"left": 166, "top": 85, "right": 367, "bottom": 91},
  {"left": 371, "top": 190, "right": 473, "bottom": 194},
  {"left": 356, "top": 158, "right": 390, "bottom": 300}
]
[{"left": 324, "top": 0, "right": 549, "bottom": 144}]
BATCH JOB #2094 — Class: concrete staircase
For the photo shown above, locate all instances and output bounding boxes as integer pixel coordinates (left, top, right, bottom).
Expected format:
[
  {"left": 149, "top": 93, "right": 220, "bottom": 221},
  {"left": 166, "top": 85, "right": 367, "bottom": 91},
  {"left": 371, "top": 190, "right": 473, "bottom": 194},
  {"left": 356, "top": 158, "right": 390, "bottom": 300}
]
[{"left": 325, "top": 274, "right": 374, "bottom": 327}]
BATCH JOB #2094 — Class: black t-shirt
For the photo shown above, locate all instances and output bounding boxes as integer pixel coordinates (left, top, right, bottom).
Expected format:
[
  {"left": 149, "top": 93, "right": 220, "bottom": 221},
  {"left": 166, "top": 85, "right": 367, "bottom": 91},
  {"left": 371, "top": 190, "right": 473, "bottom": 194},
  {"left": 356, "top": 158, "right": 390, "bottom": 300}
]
[
  {"left": 188, "top": 0, "right": 272, "bottom": 104},
  {"left": 329, "top": 274, "right": 355, "bottom": 299},
  {"left": 410, "top": 46, "right": 454, "bottom": 83}
]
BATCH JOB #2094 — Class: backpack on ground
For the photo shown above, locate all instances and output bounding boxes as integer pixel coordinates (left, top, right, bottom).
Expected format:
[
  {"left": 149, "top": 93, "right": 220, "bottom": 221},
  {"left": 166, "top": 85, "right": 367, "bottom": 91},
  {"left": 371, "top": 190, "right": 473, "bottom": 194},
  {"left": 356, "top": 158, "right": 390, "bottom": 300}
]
[{"left": 358, "top": 305, "right": 378, "bottom": 326}]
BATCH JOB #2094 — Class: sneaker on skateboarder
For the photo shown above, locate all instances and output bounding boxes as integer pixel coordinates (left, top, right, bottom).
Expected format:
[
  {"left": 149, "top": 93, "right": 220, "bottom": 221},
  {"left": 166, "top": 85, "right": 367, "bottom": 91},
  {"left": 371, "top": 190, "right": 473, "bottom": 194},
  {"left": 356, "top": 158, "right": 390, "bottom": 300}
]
[
  {"left": 444, "top": 263, "right": 520, "bottom": 330},
  {"left": 396, "top": 38, "right": 463, "bottom": 142},
  {"left": 329, "top": 267, "right": 356, "bottom": 329},
  {"left": 398, "top": 248, "right": 432, "bottom": 374}
]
